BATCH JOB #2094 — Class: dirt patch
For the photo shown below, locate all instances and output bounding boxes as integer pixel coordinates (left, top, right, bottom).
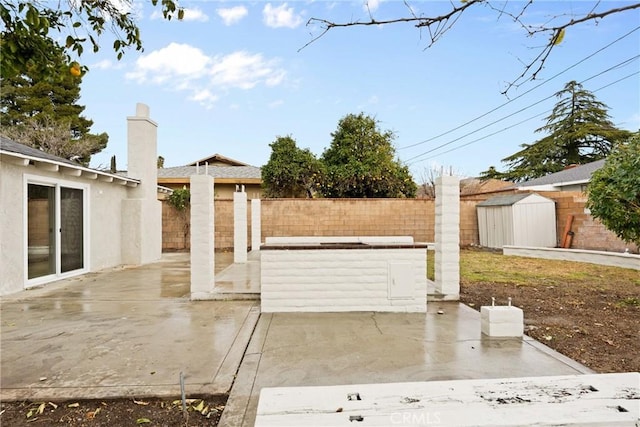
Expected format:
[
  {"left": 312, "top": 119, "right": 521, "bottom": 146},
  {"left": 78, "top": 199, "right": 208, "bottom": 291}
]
[
  {"left": 460, "top": 248, "right": 640, "bottom": 373},
  {"left": 0, "top": 396, "right": 226, "bottom": 427}
]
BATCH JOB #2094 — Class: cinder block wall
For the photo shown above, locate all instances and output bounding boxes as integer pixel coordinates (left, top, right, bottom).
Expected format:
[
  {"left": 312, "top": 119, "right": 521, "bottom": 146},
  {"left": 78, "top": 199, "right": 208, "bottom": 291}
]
[
  {"left": 543, "top": 191, "right": 638, "bottom": 253},
  {"left": 161, "top": 192, "right": 636, "bottom": 253},
  {"left": 261, "top": 199, "right": 434, "bottom": 242}
]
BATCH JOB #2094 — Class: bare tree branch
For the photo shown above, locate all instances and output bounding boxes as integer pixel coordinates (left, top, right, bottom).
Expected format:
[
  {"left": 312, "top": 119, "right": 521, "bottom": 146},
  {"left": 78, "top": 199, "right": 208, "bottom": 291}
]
[{"left": 305, "top": 1, "right": 640, "bottom": 93}]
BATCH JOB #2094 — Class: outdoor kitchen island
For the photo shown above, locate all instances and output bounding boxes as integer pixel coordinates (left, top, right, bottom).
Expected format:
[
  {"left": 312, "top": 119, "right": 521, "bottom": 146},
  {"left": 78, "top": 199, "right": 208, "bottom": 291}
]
[{"left": 260, "top": 237, "right": 428, "bottom": 313}]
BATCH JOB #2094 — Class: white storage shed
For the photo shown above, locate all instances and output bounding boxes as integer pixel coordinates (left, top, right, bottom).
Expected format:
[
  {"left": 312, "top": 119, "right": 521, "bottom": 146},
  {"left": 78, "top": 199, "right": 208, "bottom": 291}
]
[{"left": 476, "top": 193, "right": 557, "bottom": 249}]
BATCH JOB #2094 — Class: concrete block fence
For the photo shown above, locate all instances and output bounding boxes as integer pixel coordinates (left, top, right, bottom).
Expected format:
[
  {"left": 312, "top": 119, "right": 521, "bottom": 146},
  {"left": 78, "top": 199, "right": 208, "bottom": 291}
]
[{"left": 161, "top": 191, "right": 637, "bottom": 254}]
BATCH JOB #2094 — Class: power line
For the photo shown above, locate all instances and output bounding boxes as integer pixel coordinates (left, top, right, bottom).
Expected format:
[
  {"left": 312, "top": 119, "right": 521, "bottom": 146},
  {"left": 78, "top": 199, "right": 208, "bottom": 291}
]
[
  {"left": 407, "top": 70, "right": 640, "bottom": 165},
  {"left": 404, "top": 55, "right": 640, "bottom": 163},
  {"left": 398, "top": 25, "right": 640, "bottom": 151}
]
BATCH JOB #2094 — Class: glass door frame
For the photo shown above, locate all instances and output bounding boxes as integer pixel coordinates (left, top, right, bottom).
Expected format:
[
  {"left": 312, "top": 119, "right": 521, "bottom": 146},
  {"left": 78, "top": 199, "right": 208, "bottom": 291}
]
[{"left": 24, "top": 174, "right": 89, "bottom": 288}]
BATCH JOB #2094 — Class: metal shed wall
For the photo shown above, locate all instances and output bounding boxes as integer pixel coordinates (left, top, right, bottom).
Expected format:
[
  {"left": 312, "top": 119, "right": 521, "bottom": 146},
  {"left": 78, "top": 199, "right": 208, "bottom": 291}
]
[{"left": 477, "top": 193, "right": 556, "bottom": 249}]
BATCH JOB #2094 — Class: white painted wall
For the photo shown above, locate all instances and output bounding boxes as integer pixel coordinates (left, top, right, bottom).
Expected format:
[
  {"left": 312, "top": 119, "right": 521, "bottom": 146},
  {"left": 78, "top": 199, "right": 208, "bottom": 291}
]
[
  {"left": 0, "top": 161, "right": 25, "bottom": 295},
  {"left": 261, "top": 248, "right": 427, "bottom": 313},
  {"left": 0, "top": 161, "right": 130, "bottom": 296}
]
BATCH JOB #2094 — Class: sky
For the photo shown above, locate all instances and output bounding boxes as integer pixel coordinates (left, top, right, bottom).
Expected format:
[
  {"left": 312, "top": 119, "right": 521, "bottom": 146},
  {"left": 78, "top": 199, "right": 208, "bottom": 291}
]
[{"left": 77, "top": 0, "right": 640, "bottom": 180}]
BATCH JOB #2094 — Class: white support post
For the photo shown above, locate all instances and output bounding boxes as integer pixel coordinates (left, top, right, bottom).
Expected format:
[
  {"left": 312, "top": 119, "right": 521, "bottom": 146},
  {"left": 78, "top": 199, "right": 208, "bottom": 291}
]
[
  {"left": 234, "top": 190, "right": 248, "bottom": 263},
  {"left": 190, "top": 174, "right": 215, "bottom": 300},
  {"left": 251, "top": 198, "right": 261, "bottom": 252},
  {"left": 435, "top": 175, "right": 460, "bottom": 298}
]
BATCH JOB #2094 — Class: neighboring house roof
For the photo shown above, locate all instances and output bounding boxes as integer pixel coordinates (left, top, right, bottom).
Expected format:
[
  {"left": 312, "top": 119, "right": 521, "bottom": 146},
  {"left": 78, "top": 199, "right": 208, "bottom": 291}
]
[
  {"left": 0, "top": 136, "right": 140, "bottom": 186},
  {"left": 476, "top": 194, "right": 533, "bottom": 207},
  {"left": 158, "top": 165, "right": 262, "bottom": 182},
  {"left": 518, "top": 160, "right": 605, "bottom": 189},
  {"left": 185, "top": 153, "right": 251, "bottom": 167},
  {"left": 460, "top": 177, "right": 514, "bottom": 194}
]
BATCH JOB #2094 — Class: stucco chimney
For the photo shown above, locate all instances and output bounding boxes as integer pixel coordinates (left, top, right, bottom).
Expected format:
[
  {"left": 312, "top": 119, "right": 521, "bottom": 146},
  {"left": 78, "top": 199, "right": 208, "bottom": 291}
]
[
  {"left": 122, "top": 103, "right": 162, "bottom": 265},
  {"left": 127, "top": 103, "right": 158, "bottom": 199}
]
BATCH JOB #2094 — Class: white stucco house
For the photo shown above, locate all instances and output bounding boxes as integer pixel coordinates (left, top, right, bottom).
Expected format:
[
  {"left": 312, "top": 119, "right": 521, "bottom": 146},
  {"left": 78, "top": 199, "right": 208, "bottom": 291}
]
[{"left": 0, "top": 103, "right": 163, "bottom": 296}]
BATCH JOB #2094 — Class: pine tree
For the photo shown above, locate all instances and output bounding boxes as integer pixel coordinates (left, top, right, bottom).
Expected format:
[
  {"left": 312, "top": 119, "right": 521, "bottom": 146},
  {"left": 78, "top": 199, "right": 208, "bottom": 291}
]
[
  {"left": 482, "top": 81, "right": 632, "bottom": 182},
  {"left": 0, "top": 40, "right": 107, "bottom": 165}
]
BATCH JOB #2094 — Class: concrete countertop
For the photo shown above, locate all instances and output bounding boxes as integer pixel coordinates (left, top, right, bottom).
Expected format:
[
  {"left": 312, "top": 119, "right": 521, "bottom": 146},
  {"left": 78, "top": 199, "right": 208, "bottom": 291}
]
[{"left": 261, "top": 242, "right": 430, "bottom": 250}]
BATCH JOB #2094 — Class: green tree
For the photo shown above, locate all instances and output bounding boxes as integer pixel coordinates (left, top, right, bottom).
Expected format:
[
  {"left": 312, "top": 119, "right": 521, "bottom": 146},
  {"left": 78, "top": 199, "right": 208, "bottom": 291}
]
[
  {"left": 482, "top": 81, "right": 632, "bottom": 182},
  {"left": 262, "top": 136, "right": 324, "bottom": 198},
  {"left": 0, "top": 39, "right": 107, "bottom": 165},
  {"left": 319, "top": 113, "right": 416, "bottom": 198},
  {"left": 587, "top": 133, "right": 640, "bottom": 248},
  {"left": 1, "top": 0, "right": 182, "bottom": 79}
]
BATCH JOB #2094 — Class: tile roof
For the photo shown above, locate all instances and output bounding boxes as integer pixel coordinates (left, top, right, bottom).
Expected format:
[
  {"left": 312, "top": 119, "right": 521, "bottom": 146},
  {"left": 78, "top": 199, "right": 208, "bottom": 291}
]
[
  {"left": 0, "top": 135, "right": 80, "bottom": 166},
  {"left": 519, "top": 160, "right": 605, "bottom": 187},
  {"left": 158, "top": 165, "right": 261, "bottom": 180}
]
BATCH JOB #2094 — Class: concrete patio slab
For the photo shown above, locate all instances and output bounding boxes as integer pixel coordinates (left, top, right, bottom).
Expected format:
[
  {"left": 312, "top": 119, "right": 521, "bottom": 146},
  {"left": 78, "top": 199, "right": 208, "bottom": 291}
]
[
  {"left": 220, "top": 302, "right": 594, "bottom": 427},
  {"left": 0, "top": 253, "right": 259, "bottom": 401}
]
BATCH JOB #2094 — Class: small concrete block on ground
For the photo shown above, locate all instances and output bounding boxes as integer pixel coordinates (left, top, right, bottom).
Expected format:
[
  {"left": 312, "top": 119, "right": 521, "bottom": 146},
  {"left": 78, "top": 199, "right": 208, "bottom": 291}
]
[{"left": 481, "top": 305, "right": 524, "bottom": 337}]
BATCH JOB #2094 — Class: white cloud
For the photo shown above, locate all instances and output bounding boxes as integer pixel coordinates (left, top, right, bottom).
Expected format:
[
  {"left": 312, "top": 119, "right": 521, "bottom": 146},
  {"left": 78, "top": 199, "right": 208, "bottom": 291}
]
[
  {"left": 189, "top": 89, "right": 219, "bottom": 109},
  {"left": 126, "top": 43, "right": 211, "bottom": 84},
  {"left": 363, "top": 0, "right": 381, "bottom": 13},
  {"left": 217, "top": 6, "right": 248, "bottom": 25},
  {"left": 181, "top": 8, "right": 209, "bottom": 22},
  {"left": 91, "top": 59, "right": 114, "bottom": 70},
  {"left": 209, "top": 51, "right": 286, "bottom": 89},
  {"left": 126, "top": 44, "right": 287, "bottom": 109},
  {"left": 268, "top": 99, "right": 284, "bottom": 108},
  {"left": 263, "top": 3, "right": 304, "bottom": 29},
  {"left": 150, "top": 7, "right": 208, "bottom": 21}
]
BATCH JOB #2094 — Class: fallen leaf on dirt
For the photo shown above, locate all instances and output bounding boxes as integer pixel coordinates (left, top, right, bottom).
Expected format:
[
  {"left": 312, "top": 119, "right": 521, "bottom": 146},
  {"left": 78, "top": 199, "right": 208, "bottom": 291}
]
[
  {"left": 48, "top": 402, "right": 58, "bottom": 409},
  {"left": 605, "top": 339, "right": 615, "bottom": 346},
  {"left": 87, "top": 408, "right": 101, "bottom": 419},
  {"left": 67, "top": 403, "right": 80, "bottom": 408},
  {"left": 137, "top": 418, "right": 151, "bottom": 424},
  {"left": 544, "top": 335, "right": 553, "bottom": 341},
  {"left": 133, "top": 399, "right": 149, "bottom": 406},
  {"left": 194, "top": 400, "right": 205, "bottom": 412}
]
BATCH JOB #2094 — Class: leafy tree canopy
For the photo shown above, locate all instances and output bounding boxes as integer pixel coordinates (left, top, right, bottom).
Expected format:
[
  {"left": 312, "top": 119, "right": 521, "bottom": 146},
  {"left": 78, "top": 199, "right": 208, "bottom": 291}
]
[
  {"left": 0, "top": 0, "right": 182, "bottom": 79},
  {"left": 319, "top": 113, "right": 416, "bottom": 198},
  {"left": 481, "top": 81, "right": 632, "bottom": 182},
  {"left": 262, "top": 136, "right": 324, "bottom": 198},
  {"left": 587, "top": 133, "right": 640, "bottom": 248},
  {"left": 0, "top": 38, "right": 107, "bottom": 165}
]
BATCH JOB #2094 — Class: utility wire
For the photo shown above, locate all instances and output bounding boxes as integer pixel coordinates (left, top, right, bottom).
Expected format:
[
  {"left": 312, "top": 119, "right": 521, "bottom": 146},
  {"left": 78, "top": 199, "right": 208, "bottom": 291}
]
[
  {"left": 398, "top": 25, "right": 640, "bottom": 150},
  {"left": 404, "top": 55, "right": 640, "bottom": 163},
  {"left": 407, "top": 70, "right": 640, "bottom": 165}
]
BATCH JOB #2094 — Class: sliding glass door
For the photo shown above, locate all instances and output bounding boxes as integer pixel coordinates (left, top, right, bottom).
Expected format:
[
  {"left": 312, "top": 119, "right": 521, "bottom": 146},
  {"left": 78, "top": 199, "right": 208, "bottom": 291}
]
[
  {"left": 27, "top": 184, "right": 56, "bottom": 279},
  {"left": 26, "top": 179, "right": 87, "bottom": 285}
]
